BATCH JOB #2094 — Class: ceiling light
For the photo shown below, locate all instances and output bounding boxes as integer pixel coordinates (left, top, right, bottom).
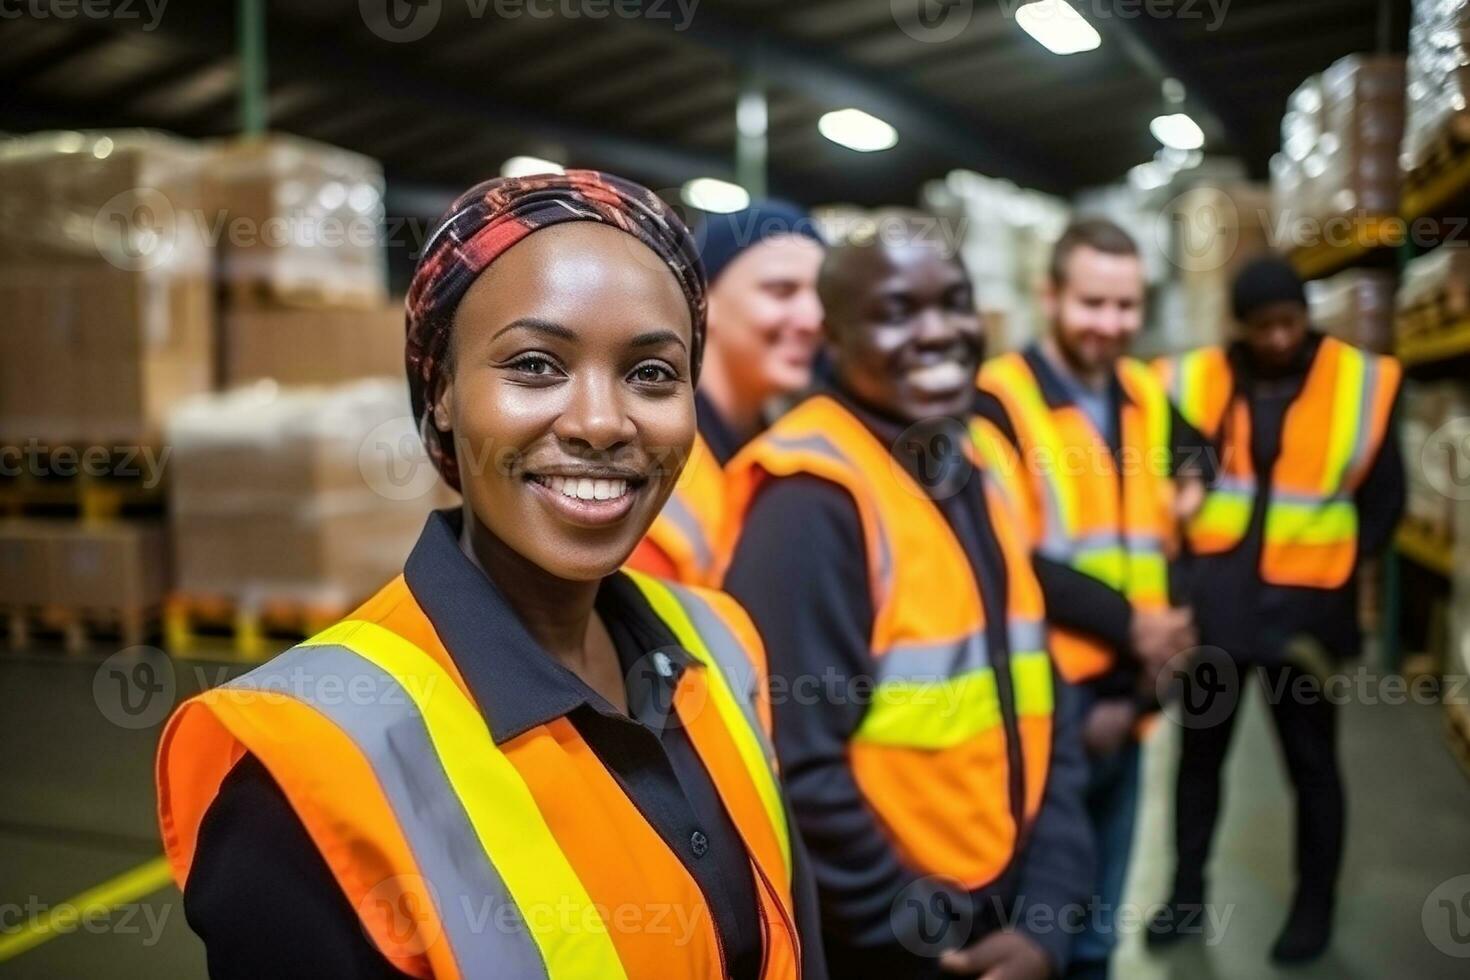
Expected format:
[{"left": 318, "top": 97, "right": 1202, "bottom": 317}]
[
  {"left": 681, "top": 177, "right": 750, "bottom": 214},
  {"left": 1016, "top": 0, "right": 1102, "bottom": 56},
  {"left": 1129, "top": 162, "right": 1169, "bottom": 191},
  {"left": 1150, "top": 113, "right": 1205, "bottom": 150},
  {"left": 818, "top": 108, "right": 898, "bottom": 152},
  {"left": 501, "top": 155, "right": 565, "bottom": 178}
]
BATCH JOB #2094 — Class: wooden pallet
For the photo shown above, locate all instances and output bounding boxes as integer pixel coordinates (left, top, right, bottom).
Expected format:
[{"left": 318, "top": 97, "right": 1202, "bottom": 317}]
[
  {"left": 1397, "top": 518, "right": 1455, "bottom": 578},
  {"left": 4, "top": 603, "right": 160, "bottom": 654},
  {"left": 0, "top": 443, "right": 167, "bottom": 521},
  {"left": 164, "top": 593, "right": 350, "bottom": 660}
]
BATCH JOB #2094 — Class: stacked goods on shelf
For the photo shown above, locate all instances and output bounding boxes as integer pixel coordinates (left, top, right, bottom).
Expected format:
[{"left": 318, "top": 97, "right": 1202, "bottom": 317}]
[
  {"left": 918, "top": 171, "right": 1070, "bottom": 352},
  {"left": 1401, "top": 383, "right": 1469, "bottom": 557},
  {"left": 1403, "top": 0, "right": 1470, "bottom": 215},
  {"left": 1167, "top": 183, "right": 1274, "bottom": 348},
  {"left": 0, "top": 519, "right": 169, "bottom": 650},
  {"left": 0, "top": 131, "right": 214, "bottom": 448},
  {"left": 165, "top": 379, "right": 454, "bottom": 650},
  {"left": 222, "top": 300, "right": 404, "bottom": 388},
  {"left": 205, "top": 133, "right": 387, "bottom": 309},
  {"left": 1307, "top": 268, "right": 1397, "bottom": 351},
  {"left": 1396, "top": 243, "right": 1470, "bottom": 362},
  {"left": 1271, "top": 56, "right": 1405, "bottom": 272}
]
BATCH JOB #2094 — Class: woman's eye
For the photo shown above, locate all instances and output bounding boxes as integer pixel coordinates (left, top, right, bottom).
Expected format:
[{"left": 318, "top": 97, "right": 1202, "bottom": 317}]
[
  {"left": 509, "top": 355, "right": 557, "bottom": 376},
  {"left": 631, "top": 362, "right": 676, "bottom": 384}
]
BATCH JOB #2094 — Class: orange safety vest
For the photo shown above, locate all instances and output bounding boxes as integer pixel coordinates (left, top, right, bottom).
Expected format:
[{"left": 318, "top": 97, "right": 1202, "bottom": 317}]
[
  {"left": 977, "top": 352, "right": 1177, "bottom": 684},
  {"left": 631, "top": 430, "right": 727, "bottom": 586},
  {"left": 1154, "top": 337, "right": 1401, "bottom": 588},
  {"left": 722, "top": 395, "right": 1054, "bottom": 891},
  {"left": 157, "top": 571, "right": 799, "bottom": 980}
]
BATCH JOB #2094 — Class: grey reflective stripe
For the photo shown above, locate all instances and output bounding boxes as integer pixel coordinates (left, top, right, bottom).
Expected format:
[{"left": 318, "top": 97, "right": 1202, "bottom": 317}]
[
  {"left": 228, "top": 646, "right": 550, "bottom": 979},
  {"left": 1346, "top": 352, "right": 1381, "bottom": 483},
  {"left": 875, "top": 630, "right": 988, "bottom": 684},
  {"left": 662, "top": 583, "right": 777, "bottom": 762},
  {"left": 1212, "top": 475, "right": 1255, "bottom": 495},
  {"left": 765, "top": 432, "right": 895, "bottom": 602},
  {"left": 1270, "top": 489, "right": 1350, "bottom": 507},
  {"left": 1008, "top": 619, "right": 1047, "bottom": 655},
  {"left": 659, "top": 491, "right": 714, "bottom": 577}
]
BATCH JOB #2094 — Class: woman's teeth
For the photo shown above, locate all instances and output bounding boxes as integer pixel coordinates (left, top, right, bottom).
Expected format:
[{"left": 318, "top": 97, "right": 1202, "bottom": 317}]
[
  {"left": 539, "top": 475, "right": 631, "bottom": 501},
  {"left": 908, "top": 361, "right": 968, "bottom": 393}
]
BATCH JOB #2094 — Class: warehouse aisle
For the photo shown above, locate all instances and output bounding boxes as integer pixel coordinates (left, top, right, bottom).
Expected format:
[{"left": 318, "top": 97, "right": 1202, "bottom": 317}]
[{"left": 3, "top": 648, "right": 1470, "bottom": 978}]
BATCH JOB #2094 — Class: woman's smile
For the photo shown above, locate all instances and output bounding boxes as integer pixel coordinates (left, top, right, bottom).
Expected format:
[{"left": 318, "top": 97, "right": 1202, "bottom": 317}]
[{"left": 524, "top": 468, "right": 647, "bottom": 527}]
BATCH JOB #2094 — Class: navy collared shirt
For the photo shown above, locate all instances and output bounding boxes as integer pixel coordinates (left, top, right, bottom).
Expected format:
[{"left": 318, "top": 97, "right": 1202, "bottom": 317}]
[{"left": 184, "top": 510, "right": 773, "bottom": 980}]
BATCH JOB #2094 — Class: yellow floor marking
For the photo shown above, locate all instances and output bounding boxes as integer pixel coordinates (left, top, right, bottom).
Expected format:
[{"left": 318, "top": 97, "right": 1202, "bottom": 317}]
[{"left": 0, "top": 855, "right": 173, "bottom": 962}]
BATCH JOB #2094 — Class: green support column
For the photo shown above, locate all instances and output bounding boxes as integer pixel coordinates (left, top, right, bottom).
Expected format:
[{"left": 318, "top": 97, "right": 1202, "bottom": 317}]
[{"left": 238, "top": 0, "right": 268, "bottom": 136}]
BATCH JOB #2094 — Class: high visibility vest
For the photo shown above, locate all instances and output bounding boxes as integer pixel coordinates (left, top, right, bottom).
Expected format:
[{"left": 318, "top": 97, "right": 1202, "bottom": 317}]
[
  {"left": 1154, "top": 336, "right": 1401, "bottom": 588},
  {"left": 977, "top": 352, "right": 1177, "bottom": 684},
  {"left": 633, "top": 431, "right": 726, "bottom": 586},
  {"left": 157, "top": 571, "right": 800, "bottom": 980},
  {"left": 722, "top": 396, "right": 1054, "bottom": 891}
]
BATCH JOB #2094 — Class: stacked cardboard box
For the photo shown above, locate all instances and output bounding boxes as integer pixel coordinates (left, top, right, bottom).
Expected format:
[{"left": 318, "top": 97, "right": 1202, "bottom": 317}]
[
  {"left": 205, "top": 134, "right": 387, "bottom": 308},
  {"left": 1307, "top": 268, "right": 1397, "bottom": 352},
  {"left": 1397, "top": 244, "right": 1470, "bottom": 351},
  {"left": 167, "top": 379, "right": 454, "bottom": 612},
  {"left": 221, "top": 301, "right": 404, "bottom": 388},
  {"left": 0, "top": 131, "right": 214, "bottom": 447},
  {"left": 1404, "top": 0, "right": 1470, "bottom": 189},
  {"left": 0, "top": 519, "right": 169, "bottom": 613},
  {"left": 1402, "top": 382, "right": 1470, "bottom": 544},
  {"left": 1169, "top": 183, "right": 1274, "bottom": 347},
  {"left": 1272, "top": 56, "right": 1406, "bottom": 235}
]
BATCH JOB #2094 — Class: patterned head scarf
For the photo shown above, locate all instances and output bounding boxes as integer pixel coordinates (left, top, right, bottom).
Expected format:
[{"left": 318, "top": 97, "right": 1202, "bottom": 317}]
[{"left": 406, "top": 170, "right": 707, "bottom": 491}]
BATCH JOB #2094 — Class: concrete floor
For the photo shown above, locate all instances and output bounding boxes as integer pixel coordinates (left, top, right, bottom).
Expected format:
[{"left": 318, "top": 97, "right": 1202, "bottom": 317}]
[{"left": 3, "top": 647, "right": 1470, "bottom": 978}]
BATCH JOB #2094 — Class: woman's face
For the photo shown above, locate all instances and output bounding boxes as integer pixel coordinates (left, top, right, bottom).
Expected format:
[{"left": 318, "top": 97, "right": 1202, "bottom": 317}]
[{"left": 433, "top": 222, "right": 697, "bottom": 582}]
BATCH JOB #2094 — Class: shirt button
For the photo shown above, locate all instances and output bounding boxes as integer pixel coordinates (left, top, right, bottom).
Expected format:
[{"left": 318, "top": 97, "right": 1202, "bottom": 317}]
[{"left": 690, "top": 830, "right": 709, "bottom": 857}]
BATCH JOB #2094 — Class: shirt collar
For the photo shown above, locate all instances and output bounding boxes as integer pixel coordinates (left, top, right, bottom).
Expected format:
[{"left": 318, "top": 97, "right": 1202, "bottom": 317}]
[
  {"left": 695, "top": 390, "right": 749, "bottom": 467},
  {"left": 1025, "top": 341, "right": 1132, "bottom": 410},
  {"left": 403, "top": 509, "right": 695, "bottom": 744}
]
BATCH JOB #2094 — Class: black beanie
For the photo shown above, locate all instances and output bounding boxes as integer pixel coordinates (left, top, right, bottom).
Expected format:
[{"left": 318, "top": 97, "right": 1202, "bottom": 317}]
[
  {"left": 1231, "top": 254, "right": 1307, "bottom": 322},
  {"left": 696, "top": 200, "right": 824, "bottom": 286}
]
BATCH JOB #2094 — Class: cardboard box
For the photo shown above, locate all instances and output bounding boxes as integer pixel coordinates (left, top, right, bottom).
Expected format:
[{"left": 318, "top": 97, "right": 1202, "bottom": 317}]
[
  {"left": 222, "top": 302, "right": 404, "bottom": 388},
  {"left": 0, "top": 263, "right": 213, "bottom": 447},
  {"left": 1308, "top": 268, "right": 1397, "bottom": 352},
  {"left": 0, "top": 519, "right": 168, "bottom": 611},
  {"left": 205, "top": 134, "right": 387, "bottom": 307},
  {"left": 167, "top": 379, "right": 455, "bottom": 609}
]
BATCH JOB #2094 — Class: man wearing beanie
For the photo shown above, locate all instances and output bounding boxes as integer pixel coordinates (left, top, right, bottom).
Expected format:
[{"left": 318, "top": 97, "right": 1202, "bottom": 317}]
[
  {"left": 628, "top": 200, "right": 825, "bottom": 585},
  {"left": 1149, "top": 254, "right": 1405, "bottom": 963}
]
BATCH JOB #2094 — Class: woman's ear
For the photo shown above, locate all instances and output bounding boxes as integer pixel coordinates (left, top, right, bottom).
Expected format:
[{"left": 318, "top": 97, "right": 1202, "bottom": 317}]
[{"left": 432, "top": 376, "right": 454, "bottom": 433}]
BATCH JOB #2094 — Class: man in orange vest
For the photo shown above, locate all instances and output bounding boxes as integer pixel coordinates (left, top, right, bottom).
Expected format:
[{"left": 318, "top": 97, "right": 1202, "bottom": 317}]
[
  {"left": 1149, "top": 255, "right": 1404, "bottom": 963},
  {"left": 975, "top": 219, "right": 1207, "bottom": 979},
  {"left": 723, "top": 212, "right": 1093, "bottom": 979},
  {"left": 629, "top": 201, "right": 825, "bottom": 585}
]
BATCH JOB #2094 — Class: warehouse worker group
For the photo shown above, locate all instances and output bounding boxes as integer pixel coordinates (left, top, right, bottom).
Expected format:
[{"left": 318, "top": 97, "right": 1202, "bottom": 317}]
[{"left": 154, "top": 171, "right": 1403, "bottom": 980}]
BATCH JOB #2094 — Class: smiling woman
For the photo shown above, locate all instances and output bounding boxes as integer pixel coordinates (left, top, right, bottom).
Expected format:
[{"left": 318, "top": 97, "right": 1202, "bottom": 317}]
[{"left": 154, "top": 172, "right": 824, "bottom": 980}]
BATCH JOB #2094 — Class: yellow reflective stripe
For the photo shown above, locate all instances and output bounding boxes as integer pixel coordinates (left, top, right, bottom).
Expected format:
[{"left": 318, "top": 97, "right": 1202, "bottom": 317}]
[
  {"left": 1010, "top": 651, "right": 1054, "bottom": 718},
  {"left": 1266, "top": 499, "right": 1357, "bottom": 546},
  {"left": 1121, "top": 359, "right": 1170, "bottom": 453},
  {"left": 301, "top": 620, "right": 628, "bottom": 980},
  {"left": 625, "top": 576, "right": 792, "bottom": 872},
  {"left": 1125, "top": 552, "right": 1169, "bottom": 604},
  {"left": 1324, "top": 346, "right": 1366, "bottom": 494},
  {"left": 1193, "top": 491, "right": 1252, "bottom": 537},
  {"left": 990, "top": 357, "right": 1079, "bottom": 535},
  {"left": 857, "top": 668, "right": 1001, "bottom": 749},
  {"left": 1073, "top": 548, "right": 1126, "bottom": 589}
]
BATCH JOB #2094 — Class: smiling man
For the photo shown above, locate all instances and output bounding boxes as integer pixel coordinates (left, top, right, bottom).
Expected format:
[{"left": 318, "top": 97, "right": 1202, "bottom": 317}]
[{"left": 721, "top": 212, "right": 1093, "bottom": 979}]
